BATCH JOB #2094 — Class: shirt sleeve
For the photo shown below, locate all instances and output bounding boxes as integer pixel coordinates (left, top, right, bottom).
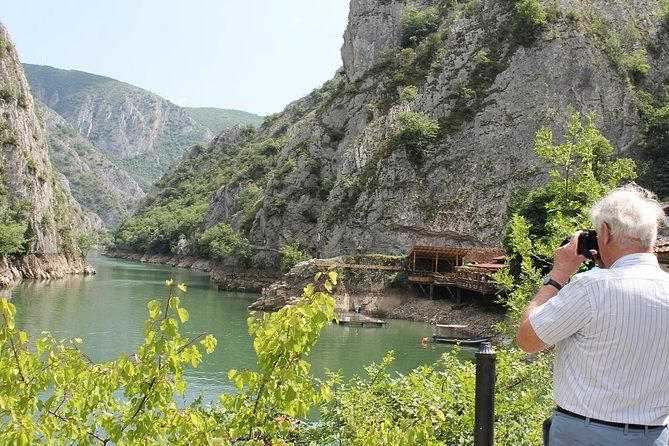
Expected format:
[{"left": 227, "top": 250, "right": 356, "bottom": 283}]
[{"left": 529, "top": 276, "right": 593, "bottom": 346}]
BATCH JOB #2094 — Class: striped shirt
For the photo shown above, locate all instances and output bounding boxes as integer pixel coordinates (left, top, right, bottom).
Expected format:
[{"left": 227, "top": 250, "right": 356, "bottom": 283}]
[{"left": 530, "top": 253, "right": 669, "bottom": 425}]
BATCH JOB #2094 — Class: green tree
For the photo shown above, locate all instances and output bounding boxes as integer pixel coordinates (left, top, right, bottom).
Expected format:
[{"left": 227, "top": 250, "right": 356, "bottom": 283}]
[
  {"left": 0, "top": 219, "right": 26, "bottom": 257},
  {"left": 394, "top": 111, "right": 440, "bottom": 162},
  {"left": 221, "top": 272, "right": 338, "bottom": 443},
  {"left": 496, "top": 112, "right": 637, "bottom": 332},
  {"left": 513, "top": 0, "right": 548, "bottom": 44},
  {"left": 279, "top": 241, "right": 312, "bottom": 273},
  {"left": 197, "top": 222, "right": 252, "bottom": 264},
  {"left": 0, "top": 280, "right": 218, "bottom": 445},
  {"left": 401, "top": 5, "right": 440, "bottom": 47}
]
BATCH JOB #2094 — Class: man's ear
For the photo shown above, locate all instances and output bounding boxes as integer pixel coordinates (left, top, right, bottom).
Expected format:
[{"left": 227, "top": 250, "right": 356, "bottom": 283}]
[{"left": 600, "top": 222, "right": 612, "bottom": 245}]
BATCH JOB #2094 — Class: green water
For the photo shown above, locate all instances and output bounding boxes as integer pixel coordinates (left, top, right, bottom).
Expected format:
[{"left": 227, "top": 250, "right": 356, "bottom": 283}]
[{"left": 6, "top": 253, "right": 462, "bottom": 403}]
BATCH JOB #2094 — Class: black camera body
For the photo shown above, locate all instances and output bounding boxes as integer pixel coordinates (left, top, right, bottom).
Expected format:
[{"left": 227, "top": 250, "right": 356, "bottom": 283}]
[{"left": 561, "top": 229, "right": 599, "bottom": 261}]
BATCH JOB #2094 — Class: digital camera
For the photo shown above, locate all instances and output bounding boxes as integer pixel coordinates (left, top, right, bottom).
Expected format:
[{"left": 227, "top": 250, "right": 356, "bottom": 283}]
[{"left": 561, "top": 229, "right": 599, "bottom": 261}]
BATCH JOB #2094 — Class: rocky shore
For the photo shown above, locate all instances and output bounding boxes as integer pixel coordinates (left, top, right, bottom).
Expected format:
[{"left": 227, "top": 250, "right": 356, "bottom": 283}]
[
  {"left": 103, "top": 249, "right": 281, "bottom": 292},
  {"left": 103, "top": 251, "right": 505, "bottom": 338},
  {"left": 0, "top": 254, "right": 95, "bottom": 288}
]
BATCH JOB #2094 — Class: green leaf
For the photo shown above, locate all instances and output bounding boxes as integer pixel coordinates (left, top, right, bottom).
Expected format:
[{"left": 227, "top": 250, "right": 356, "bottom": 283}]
[
  {"left": 147, "top": 300, "right": 161, "bottom": 319},
  {"left": 177, "top": 307, "right": 189, "bottom": 323}
]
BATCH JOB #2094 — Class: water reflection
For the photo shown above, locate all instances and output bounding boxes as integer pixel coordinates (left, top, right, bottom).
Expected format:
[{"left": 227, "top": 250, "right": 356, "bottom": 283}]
[{"left": 7, "top": 253, "right": 458, "bottom": 403}]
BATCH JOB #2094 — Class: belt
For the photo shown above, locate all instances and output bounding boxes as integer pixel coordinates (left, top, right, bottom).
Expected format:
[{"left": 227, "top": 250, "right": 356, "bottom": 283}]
[{"left": 555, "top": 406, "right": 665, "bottom": 430}]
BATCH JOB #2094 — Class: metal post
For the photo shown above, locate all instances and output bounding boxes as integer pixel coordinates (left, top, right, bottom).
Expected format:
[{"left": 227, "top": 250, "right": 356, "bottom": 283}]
[{"left": 474, "top": 341, "right": 496, "bottom": 446}]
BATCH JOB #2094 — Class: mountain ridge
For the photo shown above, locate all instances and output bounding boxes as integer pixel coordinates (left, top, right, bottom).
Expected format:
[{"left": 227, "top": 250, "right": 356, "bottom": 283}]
[
  {"left": 23, "top": 63, "right": 213, "bottom": 191},
  {"left": 113, "top": 0, "right": 669, "bottom": 270}
]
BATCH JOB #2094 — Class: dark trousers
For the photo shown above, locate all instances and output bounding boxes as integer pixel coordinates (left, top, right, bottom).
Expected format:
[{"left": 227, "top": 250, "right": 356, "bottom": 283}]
[{"left": 543, "top": 417, "right": 552, "bottom": 445}]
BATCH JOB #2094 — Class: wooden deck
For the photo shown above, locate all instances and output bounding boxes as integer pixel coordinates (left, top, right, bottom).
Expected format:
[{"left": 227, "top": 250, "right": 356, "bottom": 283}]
[{"left": 314, "top": 260, "right": 403, "bottom": 271}]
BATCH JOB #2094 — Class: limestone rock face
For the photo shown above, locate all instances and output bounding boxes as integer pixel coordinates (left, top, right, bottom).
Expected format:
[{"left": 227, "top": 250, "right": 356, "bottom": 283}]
[
  {"left": 342, "top": 0, "right": 409, "bottom": 82},
  {"left": 127, "top": 0, "right": 668, "bottom": 269},
  {"left": 23, "top": 64, "right": 212, "bottom": 190},
  {"left": 0, "top": 22, "right": 94, "bottom": 286},
  {"left": 38, "top": 102, "right": 145, "bottom": 227}
]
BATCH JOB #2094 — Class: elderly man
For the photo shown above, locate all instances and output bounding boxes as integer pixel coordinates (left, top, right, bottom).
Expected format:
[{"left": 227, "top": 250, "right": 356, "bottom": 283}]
[{"left": 517, "top": 185, "right": 669, "bottom": 445}]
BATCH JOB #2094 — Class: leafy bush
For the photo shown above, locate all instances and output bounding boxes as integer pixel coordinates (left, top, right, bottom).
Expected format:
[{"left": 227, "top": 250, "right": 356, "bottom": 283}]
[
  {"left": 495, "top": 112, "right": 637, "bottom": 333},
  {"left": 394, "top": 111, "right": 440, "bottom": 161},
  {"left": 221, "top": 272, "right": 338, "bottom": 441},
  {"left": 619, "top": 48, "right": 650, "bottom": 80},
  {"left": 661, "top": 0, "right": 669, "bottom": 28},
  {"left": 401, "top": 5, "right": 440, "bottom": 47},
  {"left": 513, "top": 0, "right": 548, "bottom": 44},
  {"left": 0, "top": 219, "right": 26, "bottom": 257},
  {"left": 0, "top": 86, "right": 15, "bottom": 103},
  {"left": 197, "top": 222, "right": 252, "bottom": 264},
  {"left": 0, "top": 281, "right": 218, "bottom": 444},
  {"left": 75, "top": 232, "right": 94, "bottom": 252},
  {"left": 279, "top": 241, "right": 311, "bottom": 272},
  {"left": 304, "top": 348, "right": 553, "bottom": 445},
  {"left": 400, "top": 85, "right": 419, "bottom": 102}
]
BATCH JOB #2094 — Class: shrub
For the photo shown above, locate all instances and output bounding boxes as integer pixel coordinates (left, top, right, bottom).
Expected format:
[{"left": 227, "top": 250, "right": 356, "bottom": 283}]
[
  {"left": 0, "top": 281, "right": 218, "bottom": 444},
  {"left": 75, "top": 232, "right": 94, "bottom": 252},
  {"left": 513, "top": 0, "right": 548, "bottom": 44},
  {"left": 394, "top": 111, "right": 440, "bottom": 161},
  {"left": 401, "top": 5, "right": 440, "bottom": 47},
  {"left": 197, "top": 222, "right": 252, "bottom": 264},
  {"left": 0, "top": 219, "right": 26, "bottom": 257},
  {"left": 661, "top": 0, "right": 669, "bottom": 28},
  {"left": 0, "top": 86, "right": 15, "bottom": 103},
  {"left": 400, "top": 85, "right": 419, "bottom": 102},
  {"left": 620, "top": 48, "right": 650, "bottom": 80},
  {"left": 279, "top": 241, "right": 311, "bottom": 273}
]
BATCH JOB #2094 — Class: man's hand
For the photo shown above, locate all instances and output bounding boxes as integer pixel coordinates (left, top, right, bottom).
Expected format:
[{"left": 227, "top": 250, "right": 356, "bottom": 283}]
[
  {"left": 517, "top": 231, "right": 586, "bottom": 353},
  {"left": 551, "top": 231, "right": 586, "bottom": 284}
]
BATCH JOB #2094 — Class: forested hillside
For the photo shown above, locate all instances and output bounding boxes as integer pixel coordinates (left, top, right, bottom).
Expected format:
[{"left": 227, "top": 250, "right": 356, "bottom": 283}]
[
  {"left": 113, "top": 0, "right": 669, "bottom": 268},
  {"left": 23, "top": 64, "right": 213, "bottom": 190},
  {"left": 184, "top": 107, "right": 263, "bottom": 134}
]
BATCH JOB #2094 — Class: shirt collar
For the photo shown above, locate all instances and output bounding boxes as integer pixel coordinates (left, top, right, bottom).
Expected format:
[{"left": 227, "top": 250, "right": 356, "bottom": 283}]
[{"left": 610, "top": 252, "right": 659, "bottom": 269}]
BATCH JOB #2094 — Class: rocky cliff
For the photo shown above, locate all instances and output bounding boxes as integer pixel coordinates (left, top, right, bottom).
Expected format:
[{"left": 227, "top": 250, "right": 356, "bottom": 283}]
[
  {"left": 38, "top": 102, "right": 144, "bottom": 227},
  {"left": 114, "top": 0, "right": 669, "bottom": 271},
  {"left": 0, "top": 22, "right": 94, "bottom": 287},
  {"left": 23, "top": 64, "right": 213, "bottom": 190}
]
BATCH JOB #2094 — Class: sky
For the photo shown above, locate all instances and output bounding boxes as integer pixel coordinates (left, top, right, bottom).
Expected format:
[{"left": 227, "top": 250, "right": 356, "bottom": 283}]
[{"left": 0, "top": 1, "right": 351, "bottom": 116}]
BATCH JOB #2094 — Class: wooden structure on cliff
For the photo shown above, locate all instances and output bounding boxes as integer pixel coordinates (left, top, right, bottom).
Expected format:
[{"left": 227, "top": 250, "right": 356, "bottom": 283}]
[{"left": 407, "top": 247, "right": 506, "bottom": 301}]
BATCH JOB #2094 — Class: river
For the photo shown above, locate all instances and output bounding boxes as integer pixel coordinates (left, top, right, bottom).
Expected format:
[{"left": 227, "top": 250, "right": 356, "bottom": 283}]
[{"left": 6, "top": 252, "right": 464, "bottom": 404}]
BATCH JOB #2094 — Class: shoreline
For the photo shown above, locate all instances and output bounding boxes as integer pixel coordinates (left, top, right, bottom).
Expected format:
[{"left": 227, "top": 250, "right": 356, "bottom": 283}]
[
  {"left": 102, "top": 250, "right": 506, "bottom": 341},
  {"left": 102, "top": 249, "right": 281, "bottom": 292},
  {"left": 0, "top": 253, "right": 95, "bottom": 288}
]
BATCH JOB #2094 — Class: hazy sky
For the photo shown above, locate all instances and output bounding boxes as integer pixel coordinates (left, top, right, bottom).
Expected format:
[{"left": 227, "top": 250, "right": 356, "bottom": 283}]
[{"left": 1, "top": 1, "right": 351, "bottom": 116}]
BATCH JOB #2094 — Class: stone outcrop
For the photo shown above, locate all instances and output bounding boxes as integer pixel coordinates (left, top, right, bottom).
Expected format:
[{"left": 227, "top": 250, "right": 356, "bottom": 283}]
[
  {"left": 249, "top": 257, "right": 413, "bottom": 315},
  {"left": 0, "top": 254, "right": 95, "bottom": 287},
  {"left": 0, "top": 22, "right": 94, "bottom": 287}
]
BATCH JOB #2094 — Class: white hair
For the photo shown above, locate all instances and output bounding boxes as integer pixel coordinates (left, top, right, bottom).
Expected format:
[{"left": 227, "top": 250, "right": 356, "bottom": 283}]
[{"left": 590, "top": 184, "right": 665, "bottom": 248}]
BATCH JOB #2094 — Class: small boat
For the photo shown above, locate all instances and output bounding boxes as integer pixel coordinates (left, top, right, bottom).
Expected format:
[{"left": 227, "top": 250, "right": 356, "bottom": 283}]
[
  {"left": 431, "top": 335, "right": 490, "bottom": 346},
  {"left": 336, "top": 314, "right": 386, "bottom": 327},
  {"left": 432, "top": 324, "right": 489, "bottom": 346}
]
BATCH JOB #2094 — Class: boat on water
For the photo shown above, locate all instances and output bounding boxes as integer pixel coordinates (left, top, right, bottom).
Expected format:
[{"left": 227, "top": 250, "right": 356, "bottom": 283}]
[
  {"left": 431, "top": 324, "right": 489, "bottom": 346},
  {"left": 335, "top": 313, "right": 387, "bottom": 327}
]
